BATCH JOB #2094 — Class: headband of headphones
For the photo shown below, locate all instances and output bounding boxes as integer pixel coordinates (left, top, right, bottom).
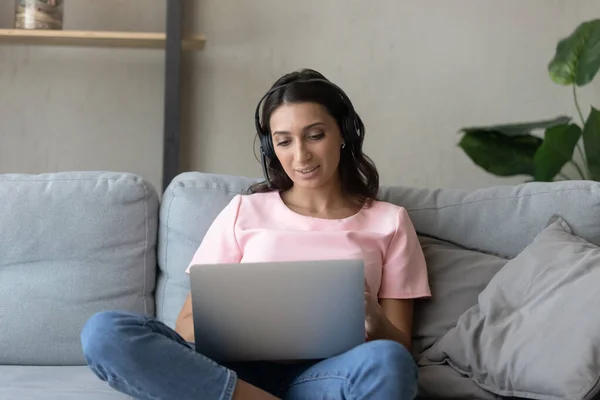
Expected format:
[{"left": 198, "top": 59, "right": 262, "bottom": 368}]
[{"left": 254, "top": 78, "right": 363, "bottom": 144}]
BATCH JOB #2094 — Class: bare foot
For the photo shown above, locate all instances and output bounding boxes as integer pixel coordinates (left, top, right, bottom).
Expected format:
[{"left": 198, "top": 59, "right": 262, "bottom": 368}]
[{"left": 232, "top": 379, "right": 280, "bottom": 400}]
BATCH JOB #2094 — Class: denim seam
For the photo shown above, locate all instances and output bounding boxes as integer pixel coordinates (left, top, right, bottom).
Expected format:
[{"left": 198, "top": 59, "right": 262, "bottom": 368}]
[
  {"left": 288, "top": 374, "right": 355, "bottom": 398},
  {"left": 220, "top": 369, "right": 238, "bottom": 400},
  {"left": 138, "top": 316, "right": 236, "bottom": 399},
  {"left": 106, "top": 369, "right": 162, "bottom": 400}
]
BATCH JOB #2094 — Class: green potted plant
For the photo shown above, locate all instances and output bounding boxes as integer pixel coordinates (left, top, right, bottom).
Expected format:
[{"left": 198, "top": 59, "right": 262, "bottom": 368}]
[{"left": 458, "top": 19, "right": 600, "bottom": 182}]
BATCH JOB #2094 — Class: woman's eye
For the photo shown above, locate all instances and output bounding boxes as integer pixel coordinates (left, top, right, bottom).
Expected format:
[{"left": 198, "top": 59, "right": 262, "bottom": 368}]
[
  {"left": 309, "top": 133, "right": 325, "bottom": 140},
  {"left": 276, "top": 140, "right": 290, "bottom": 147}
]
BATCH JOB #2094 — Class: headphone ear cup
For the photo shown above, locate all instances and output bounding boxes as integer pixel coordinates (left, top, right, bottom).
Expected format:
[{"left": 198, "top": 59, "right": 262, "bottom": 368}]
[{"left": 259, "top": 132, "right": 275, "bottom": 159}]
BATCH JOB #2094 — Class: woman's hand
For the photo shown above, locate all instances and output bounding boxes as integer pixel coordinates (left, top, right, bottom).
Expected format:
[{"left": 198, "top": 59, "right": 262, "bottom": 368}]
[
  {"left": 365, "top": 281, "right": 414, "bottom": 349},
  {"left": 364, "top": 280, "right": 387, "bottom": 341}
]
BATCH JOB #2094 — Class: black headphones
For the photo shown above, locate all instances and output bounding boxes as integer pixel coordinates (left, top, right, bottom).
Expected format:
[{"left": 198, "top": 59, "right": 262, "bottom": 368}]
[{"left": 254, "top": 78, "right": 364, "bottom": 186}]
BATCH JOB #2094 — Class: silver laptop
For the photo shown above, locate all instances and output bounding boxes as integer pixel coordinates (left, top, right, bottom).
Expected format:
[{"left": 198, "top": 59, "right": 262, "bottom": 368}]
[{"left": 188, "top": 259, "right": 365, "bottom": 363}]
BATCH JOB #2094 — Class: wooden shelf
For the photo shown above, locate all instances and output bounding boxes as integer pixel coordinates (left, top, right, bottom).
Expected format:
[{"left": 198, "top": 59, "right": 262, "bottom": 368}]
[{"left": 0, "top": 29, "right": 206, "bottom": 51}]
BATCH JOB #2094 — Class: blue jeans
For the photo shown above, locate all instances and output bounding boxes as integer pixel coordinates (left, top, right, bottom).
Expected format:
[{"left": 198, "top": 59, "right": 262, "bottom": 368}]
[{"left": 80, "top": 311, "right": 419, "bottom": 400}]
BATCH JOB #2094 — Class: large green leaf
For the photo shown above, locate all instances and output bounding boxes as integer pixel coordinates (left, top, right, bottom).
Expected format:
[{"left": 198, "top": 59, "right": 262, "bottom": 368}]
[
  {"left": 460, "top": 116, "right": 571, "bottom": 136},
  {"left": 533, "top": 124, "right": 582, "bottom": 181},
  {"left": 583, "top": 107, "right": 600, "bottom": 180},
  {"left": 459, "top": 132, "right": 543, "bottom": 177},
  {"left": 548, "top": 19, "right": 600, "bottom": 86}
]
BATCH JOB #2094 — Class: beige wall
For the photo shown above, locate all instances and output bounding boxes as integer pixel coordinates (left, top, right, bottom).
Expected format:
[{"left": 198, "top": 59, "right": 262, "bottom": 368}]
[
  {"left": 0, "top": 0, "right": 166, "bottom": 190},
  {"left": 1, "top": 1, "right": 599, "bottom": 192}
]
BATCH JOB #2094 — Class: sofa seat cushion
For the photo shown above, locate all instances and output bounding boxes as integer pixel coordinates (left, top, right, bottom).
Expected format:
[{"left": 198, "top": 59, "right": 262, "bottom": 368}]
[
  {"left": 0, "top": 366, "right": 131, "bottom": 399},
  {"left": 418, "top": 365, "right": 498, "bottom": 399}
]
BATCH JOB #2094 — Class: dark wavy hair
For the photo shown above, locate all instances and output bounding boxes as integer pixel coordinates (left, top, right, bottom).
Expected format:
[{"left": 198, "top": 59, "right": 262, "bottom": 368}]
[{"left": 249, "top": 69, "right": 379, "bottom": 207}]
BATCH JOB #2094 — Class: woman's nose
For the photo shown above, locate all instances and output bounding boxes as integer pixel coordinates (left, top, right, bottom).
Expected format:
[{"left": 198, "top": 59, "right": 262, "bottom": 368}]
[{"left": 294, "top": 142, "right": 312, "bottom": 162}]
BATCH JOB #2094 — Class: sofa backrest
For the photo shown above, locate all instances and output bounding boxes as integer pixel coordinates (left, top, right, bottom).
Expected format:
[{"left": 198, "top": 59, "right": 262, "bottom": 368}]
[
  {"left": 0, "top": 172, "right": 158, "bottom": 366},
  {"left": 379, "top": 181, "right": 600, "bottom": 257},
  {"left": 157, "top": 172, "right": 600, "bottom": 330},
  {"left": 156, "top": 172, "right": 258, "bottom": 329}
]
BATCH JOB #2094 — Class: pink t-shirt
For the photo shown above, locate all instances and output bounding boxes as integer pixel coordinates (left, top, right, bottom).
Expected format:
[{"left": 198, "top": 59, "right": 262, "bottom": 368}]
[{"left": 186, "top": 191, "right": 431, "bottom": 299}]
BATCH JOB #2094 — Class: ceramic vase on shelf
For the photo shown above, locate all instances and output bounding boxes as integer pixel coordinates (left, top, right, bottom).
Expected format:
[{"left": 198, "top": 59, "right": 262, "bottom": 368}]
[{"left": 15, "top": 0, "right": 64, "bottom": 30}]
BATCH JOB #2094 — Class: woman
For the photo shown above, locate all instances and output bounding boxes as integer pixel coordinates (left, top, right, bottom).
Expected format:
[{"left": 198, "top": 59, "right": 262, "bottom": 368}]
[{"left": 81, "top": 69, "right": 431, "bottom": 400}]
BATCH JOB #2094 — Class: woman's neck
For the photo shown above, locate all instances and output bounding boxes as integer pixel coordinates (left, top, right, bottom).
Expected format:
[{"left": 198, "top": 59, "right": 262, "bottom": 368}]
[{"left": 280, "top": 183, "right": 359, "bottom": 218}]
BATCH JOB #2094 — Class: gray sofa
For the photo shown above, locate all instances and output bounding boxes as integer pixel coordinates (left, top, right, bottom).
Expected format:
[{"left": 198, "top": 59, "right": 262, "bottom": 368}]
[{"left": 1, "top": 171, "right": 599, "bottom": 399}]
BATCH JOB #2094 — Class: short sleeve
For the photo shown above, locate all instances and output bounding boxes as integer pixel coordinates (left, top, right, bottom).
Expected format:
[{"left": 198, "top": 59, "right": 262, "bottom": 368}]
[
  {"left": 185, "top": 195, "right": 243, "bottom": 274},
  {"left": 378, "top": 207, "right": 431, "bottom": 299}
]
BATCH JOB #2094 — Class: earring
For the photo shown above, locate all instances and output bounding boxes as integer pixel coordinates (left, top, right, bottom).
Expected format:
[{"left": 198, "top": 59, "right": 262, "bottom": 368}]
[{"left": 341, "top": 141, "right": 346, "bottom": 149}]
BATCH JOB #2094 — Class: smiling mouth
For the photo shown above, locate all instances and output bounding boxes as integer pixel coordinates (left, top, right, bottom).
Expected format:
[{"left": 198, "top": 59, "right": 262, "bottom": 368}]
[{"left": 295, "top": 166, "right": 320, "bottom": 174}]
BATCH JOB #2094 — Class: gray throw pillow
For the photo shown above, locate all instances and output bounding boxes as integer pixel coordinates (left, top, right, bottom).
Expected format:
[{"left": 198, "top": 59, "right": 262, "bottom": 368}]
[{"left": 420, "top": 216, "right": 600, "bottom": 400}]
